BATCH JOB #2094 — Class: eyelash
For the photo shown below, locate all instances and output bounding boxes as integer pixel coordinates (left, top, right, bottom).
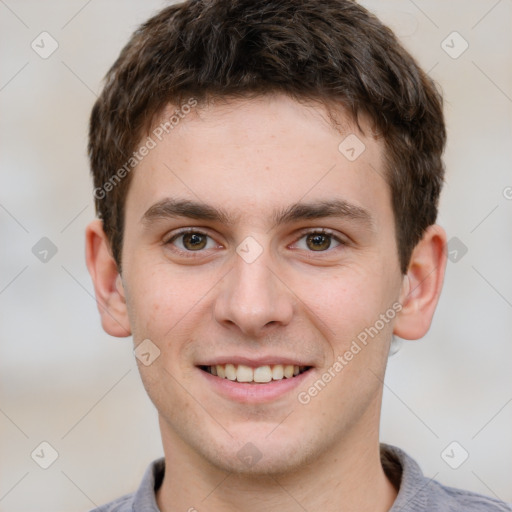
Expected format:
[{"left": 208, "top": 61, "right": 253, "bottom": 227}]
[{"left": 164, "top": 228, "right": 346, "bottom": 257}]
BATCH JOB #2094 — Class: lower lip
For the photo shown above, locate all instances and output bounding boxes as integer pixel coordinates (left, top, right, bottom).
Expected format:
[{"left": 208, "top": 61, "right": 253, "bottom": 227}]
[{"left": 197, "top": 367, "right": 313, "bottom": 404}]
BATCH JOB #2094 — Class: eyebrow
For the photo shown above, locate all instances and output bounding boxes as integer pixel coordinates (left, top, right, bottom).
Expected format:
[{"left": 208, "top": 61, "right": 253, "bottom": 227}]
[
  {"left": 272, "top": 199, "right": 374, "bottom": 231},
  {"left": 141, "top": 198, "right": 374, "bottom": 231}
]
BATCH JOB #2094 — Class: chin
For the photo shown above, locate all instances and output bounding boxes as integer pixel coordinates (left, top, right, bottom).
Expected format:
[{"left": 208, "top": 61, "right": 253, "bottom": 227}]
[
  {"left": 199, "top": 432, "right": 320, "bottom": 476},
  {"left": 209, "top": 449, "right": 309, "bottom": 476}
]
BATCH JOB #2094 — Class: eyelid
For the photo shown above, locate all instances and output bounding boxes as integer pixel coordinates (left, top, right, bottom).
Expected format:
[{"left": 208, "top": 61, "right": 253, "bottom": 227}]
[
  {"left": 291, "top": 227, "right": 347, "bottom": 247},
  {"left": 164, "top": 228, "right": 223, "bottom": 256},
  {"left": 165, "top": 227, "right": 212, "bottom": 244}
]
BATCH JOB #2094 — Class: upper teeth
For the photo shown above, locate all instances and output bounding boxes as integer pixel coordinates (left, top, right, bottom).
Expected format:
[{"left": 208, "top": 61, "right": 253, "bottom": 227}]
[{"left": 208, "top": 364, "right": 306, "bottom": 383}]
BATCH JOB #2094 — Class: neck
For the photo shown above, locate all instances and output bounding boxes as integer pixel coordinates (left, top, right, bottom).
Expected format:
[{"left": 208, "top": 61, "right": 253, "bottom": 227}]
[{"left": 156, "top": 421, "right": 397, "bottom": 512}]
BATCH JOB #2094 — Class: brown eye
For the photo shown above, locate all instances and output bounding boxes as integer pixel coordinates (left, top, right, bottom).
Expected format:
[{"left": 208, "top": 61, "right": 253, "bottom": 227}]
[
  {"left": 168, "top": 231, "right": 216, "bottom": 252},
  {"left": 305, "top": 233, "right": 332, "bottom": 251},
  {"left": 293, "top": 230, "right": 343, "bottom": 253},
  {"left": 181, "top": 232, "right": 208, "bottom": 250}
]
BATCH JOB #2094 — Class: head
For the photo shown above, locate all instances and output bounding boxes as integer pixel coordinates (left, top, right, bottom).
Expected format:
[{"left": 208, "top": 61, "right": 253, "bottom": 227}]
[{"left": 86, "top": 0, "right": 447, "bottom": 476}]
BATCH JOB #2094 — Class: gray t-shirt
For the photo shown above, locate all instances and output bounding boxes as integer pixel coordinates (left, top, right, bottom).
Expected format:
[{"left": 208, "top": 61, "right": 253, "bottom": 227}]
[{"left": 90, "top": 444, "right": 511, "bottom": 511}]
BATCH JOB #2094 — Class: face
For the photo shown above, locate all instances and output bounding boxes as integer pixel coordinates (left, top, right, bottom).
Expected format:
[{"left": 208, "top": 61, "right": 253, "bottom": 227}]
[{"left": 118, "top": 94, "right": 405, "bottom": 474}]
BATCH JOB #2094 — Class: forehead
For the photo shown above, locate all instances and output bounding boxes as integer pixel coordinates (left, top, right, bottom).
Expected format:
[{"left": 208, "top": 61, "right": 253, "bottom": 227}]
[{"left": 125, "top": 93, "right": 391, "bottom": 230}]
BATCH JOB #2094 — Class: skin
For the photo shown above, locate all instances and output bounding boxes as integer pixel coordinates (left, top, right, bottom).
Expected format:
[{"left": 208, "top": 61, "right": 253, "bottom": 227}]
[{"left": 86, "top": 93, "right": 446, "bottom": 511}]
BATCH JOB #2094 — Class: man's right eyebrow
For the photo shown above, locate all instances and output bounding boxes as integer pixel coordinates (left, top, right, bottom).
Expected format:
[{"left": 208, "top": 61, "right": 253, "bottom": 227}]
[{"left": 141, "top": 198, "right": 233, "bottom": 225}]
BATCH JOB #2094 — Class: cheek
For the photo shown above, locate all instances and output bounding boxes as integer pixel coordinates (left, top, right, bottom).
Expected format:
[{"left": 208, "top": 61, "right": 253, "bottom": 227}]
[
  {"left": 297, "top": 263, "right": 399, "bottom": 359},
  {"left": 124, "top": 265, "right": 192, "bottom": 340},
  {"left": 300, "top": 270, "right": 383, "bottom": 327},
  {"left": 124, "top": 263, "right": 218, "bottom": 370}
]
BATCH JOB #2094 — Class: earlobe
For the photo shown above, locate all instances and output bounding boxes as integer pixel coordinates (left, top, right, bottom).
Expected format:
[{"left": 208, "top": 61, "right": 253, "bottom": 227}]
[
  {"left": 85, "top": 220, "right": 131, "bottom": 337},
  {"left": 393, "top": 224, "right": 447, "bottom": 340}
]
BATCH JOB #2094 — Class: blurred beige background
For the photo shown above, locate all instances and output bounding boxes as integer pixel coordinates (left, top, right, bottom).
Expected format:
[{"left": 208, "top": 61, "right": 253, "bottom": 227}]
[{"left": 1, "top": 0, "right": 511, "bottom": 510}]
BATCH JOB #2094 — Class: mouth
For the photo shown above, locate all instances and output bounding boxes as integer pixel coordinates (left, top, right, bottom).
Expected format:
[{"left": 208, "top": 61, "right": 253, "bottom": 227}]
[{"left": 198, "top": 363, "right": 312, "bottom": 383}]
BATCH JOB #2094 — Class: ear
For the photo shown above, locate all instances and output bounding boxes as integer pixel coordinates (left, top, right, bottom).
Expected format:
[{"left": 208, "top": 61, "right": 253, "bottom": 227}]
[
  {"left": 393, "top": 224, "right": 447, "bottom": 340},
  {"left": 85, "top": 219, "right": 131, "bottom": 337}
]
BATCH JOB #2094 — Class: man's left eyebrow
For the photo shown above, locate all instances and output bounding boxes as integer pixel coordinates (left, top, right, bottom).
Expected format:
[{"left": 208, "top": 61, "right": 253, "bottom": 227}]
[{"left": 271, "top": 200, "right": 375, "bottom": 231}]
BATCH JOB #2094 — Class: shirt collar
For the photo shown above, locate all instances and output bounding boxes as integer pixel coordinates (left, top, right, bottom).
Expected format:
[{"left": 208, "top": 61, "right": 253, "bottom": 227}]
[
  {"left": 382, "top": 443, "right": 430, "bottom": 511},
  {"left": 132, "top": 456, "right": 165, "bottom": 511}
]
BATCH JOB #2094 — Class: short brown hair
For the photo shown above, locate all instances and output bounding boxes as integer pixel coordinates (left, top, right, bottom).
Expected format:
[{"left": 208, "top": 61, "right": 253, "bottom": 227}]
[{"left": 89, "top": 0, "right": 445, "bottom": 273}]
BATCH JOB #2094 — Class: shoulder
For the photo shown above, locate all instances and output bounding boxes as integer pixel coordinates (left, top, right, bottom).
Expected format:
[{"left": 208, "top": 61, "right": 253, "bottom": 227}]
[
  {"left": 381, "top": 444, "right": 511, "bottom": 512},
  {"left": 427, "top": 480, "right": 512, "bottom": 511},
  {"left": 87, "top": 457, "right": 165, "bottom": 512},
  {"left": 88, "top": 492, "right": 134, "bottom": 512}
]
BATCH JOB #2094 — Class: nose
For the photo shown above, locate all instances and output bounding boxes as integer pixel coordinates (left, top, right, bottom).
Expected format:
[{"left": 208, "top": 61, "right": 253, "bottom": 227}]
[{"left": 213, "top": 249, "right": 294, "bottom": 338}]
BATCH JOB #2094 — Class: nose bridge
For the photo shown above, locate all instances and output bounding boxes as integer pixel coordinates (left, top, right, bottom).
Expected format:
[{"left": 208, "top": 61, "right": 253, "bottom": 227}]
[{"left": 214, "top": 248, "right": 293, "bottom": 336}]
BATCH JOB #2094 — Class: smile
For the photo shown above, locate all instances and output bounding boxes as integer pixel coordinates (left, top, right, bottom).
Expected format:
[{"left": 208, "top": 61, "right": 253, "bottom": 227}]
[{"left": 199, "top": 364, "right": 311, "bottom": 383}]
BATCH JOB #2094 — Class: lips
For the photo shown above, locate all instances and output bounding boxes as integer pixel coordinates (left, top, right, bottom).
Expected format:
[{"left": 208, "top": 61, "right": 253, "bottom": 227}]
[
  {"left": 199, "top": 363, "right": 311, "bottom": 383},
  {"left": 196, "top": 358, "right": 314, "bottom": 403}
]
